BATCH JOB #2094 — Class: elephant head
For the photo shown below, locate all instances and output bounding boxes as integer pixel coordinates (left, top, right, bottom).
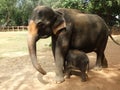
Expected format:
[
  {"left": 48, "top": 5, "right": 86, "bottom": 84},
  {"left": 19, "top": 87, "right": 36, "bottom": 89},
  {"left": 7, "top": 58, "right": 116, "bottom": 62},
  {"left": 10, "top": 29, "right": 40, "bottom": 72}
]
[{"left": 27, "top": 6, "right": 66, "bottom": 75}]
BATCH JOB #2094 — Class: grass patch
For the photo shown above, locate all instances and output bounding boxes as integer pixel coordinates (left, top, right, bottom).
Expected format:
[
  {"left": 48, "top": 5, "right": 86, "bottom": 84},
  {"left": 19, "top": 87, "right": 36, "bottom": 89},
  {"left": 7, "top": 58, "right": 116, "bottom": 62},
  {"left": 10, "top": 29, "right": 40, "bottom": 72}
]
[{"left": 0, "top": 31, "right": 51, "bottom": 58}]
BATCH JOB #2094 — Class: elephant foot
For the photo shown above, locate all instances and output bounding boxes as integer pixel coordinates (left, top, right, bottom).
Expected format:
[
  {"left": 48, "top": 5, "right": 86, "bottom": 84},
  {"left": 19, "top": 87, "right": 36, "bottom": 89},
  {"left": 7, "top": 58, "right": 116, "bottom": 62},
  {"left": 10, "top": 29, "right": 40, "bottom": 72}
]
[
  {"left": 102, "top": 65, "right": 108, "bottom": 68},
  {"left": 64, "top": 74, "right": 70, "bottom": 79},
  {"left": 93, "top": 66, "right": 102, "bottom": 71},
  {"left": 81, "top": 73, "right": 88, "bottom": 82},
  {"left": 94, "top": 60, "right": 108, "bottom": 70},
  {"left": 93, "top": 65, "right": 108, "bottom": 71},
  {"left": 42, "top": 72, "right": 65, "bottom": 84},
  {"left": 53, "top": 75, "right": 65, "bottom": 84},
  {"left": 102, "top": 57, "right": 108, "bottom": 68},
  {"left": 102, "top": 62, "right": 108, "bottom": 68},
  {"left": 81, "top": 78, "right": 87, "bottom": 82},
  {"left": 64, "top": 72, "right": 71, "bottom": 79},
  {"left": 81, "top": 76, "right": 87, "bottom": 82}
]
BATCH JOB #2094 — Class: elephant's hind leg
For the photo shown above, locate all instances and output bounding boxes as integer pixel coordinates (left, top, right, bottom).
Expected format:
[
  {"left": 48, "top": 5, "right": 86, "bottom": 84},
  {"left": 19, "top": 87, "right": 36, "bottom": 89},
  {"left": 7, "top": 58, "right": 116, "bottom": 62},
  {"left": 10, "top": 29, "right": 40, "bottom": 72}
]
[
  {"left": 95, "top": 52, "right": 108, "bottom": 70},
  {"left": 95, "top": 37, "right": 108, "bottom": 70}
]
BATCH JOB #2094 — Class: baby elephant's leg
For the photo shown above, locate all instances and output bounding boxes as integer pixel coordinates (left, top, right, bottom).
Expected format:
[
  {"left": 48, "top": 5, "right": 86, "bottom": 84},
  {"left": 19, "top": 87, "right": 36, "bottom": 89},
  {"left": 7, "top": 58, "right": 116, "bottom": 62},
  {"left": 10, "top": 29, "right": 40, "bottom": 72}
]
[
  {"left": 80, "top": 66, "right": 88, "bottom": 82},
  {"left": 81, "top": 72, "right": 87, "bottom": 82},
  {"left": 65, "top": 68, "right": 72, "bottom": 79}
]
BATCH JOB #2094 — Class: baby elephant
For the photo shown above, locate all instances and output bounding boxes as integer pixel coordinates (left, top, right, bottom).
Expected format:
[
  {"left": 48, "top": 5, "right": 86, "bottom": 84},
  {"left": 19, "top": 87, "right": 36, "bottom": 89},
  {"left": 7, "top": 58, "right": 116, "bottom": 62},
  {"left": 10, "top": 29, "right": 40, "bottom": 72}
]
[{"left": 65, "top": 49, "right": 89, "bottom": 82}]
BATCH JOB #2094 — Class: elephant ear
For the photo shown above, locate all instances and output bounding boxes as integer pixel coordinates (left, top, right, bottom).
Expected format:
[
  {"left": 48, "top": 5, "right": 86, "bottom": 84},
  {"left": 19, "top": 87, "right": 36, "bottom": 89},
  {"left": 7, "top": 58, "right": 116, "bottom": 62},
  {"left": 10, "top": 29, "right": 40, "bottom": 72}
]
[{"left": 53, "top": 11, "right": 66, "bottom": 35}]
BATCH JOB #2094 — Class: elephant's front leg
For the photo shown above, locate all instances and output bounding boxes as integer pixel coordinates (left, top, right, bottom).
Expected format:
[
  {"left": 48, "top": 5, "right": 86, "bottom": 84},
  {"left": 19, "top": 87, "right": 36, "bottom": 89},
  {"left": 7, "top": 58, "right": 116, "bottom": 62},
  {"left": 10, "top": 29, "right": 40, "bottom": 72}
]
[
  {"left": 54, "top": 47, "right": 65, "bottom": 83},
  {"left": 53, "top": 31, "right": 70, "bottom": 83}
]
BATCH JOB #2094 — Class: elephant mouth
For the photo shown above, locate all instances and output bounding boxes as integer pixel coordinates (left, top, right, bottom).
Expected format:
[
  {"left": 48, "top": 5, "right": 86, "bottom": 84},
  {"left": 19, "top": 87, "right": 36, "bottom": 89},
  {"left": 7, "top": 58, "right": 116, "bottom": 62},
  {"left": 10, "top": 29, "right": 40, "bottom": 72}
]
[{"left": 40, "top": 35, "right": 50, "bottom": 38}]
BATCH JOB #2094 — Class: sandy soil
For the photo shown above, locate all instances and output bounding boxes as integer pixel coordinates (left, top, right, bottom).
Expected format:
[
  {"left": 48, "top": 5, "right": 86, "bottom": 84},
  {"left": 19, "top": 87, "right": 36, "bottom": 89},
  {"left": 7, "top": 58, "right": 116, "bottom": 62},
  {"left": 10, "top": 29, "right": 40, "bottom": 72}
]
[{"left": 0, "top": 35, "right": 120, "bottom": 90}]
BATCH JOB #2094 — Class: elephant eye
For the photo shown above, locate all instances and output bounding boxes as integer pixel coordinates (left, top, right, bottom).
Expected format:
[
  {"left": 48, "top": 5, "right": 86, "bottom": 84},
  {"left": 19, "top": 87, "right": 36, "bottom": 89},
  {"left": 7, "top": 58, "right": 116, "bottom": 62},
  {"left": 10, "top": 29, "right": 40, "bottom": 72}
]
[
  {"left": 37, "top": 22, "right": 43, "bottom": 26},
  {"left": 37, "top": 22, "right": 46, "bottom": 29}
]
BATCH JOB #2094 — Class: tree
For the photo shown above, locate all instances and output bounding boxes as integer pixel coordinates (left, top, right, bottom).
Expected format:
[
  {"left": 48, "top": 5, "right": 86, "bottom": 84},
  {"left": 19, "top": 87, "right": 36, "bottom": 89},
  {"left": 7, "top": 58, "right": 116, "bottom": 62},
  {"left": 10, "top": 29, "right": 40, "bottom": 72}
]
[
  {"left": 53, "top": 0, "right": 87, "bottom": 11},
  {"left": 87, "top": 0, "right": 120, "bottom": 26},
  {"left": 0, "top": 0, "right": 119, "bottom": 26},
  {"left": 0, "top": 0, "right": 59, "bottom": 26},
  {"left": 14, "top": 0, "right": 34, "bottom": 25},
  {"left": 0, "top": 0, "right": 38, "bottom": 26},
  {"left": 0, "top": 0, "right": 17, "bottom": 26}
]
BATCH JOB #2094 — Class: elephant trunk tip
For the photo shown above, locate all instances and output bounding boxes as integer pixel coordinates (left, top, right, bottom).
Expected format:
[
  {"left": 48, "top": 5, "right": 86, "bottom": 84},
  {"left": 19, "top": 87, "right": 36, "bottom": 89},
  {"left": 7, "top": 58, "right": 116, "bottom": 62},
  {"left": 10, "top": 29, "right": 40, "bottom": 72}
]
[
  {"left": 35, "top": 64, "right": 47, "bottom": 75},
  {"left": 37, "top": 68, "right": 47, "bottom": 75},
  {"left": 41, "top": 71, "right": 47, "bottom": 75}
]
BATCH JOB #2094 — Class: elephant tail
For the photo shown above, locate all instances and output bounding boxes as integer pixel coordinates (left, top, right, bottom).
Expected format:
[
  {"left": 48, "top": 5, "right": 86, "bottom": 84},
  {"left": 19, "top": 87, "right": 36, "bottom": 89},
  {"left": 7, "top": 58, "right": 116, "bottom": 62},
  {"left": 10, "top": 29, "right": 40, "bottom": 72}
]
[
  {"left": 106, "top": 24, "right": 120, "bottom": 46},
  {"left": 109, "top": 32, "right": 120, "bottom": 46}
]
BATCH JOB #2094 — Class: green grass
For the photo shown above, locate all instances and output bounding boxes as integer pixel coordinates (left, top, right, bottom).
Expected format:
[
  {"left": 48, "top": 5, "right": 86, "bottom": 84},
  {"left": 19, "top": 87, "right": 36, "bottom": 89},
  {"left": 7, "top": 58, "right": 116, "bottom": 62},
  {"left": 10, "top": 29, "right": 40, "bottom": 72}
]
[{"left": 0, "top": 31, "right": 51, "bottom": 58}]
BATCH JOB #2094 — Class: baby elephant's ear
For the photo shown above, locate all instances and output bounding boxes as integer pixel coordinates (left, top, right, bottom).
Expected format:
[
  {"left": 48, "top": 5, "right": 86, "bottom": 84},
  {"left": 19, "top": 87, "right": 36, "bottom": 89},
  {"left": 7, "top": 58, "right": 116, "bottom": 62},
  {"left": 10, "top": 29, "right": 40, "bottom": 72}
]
[{"left": 53, "top": 11, "right": 66, "bottom": 35}]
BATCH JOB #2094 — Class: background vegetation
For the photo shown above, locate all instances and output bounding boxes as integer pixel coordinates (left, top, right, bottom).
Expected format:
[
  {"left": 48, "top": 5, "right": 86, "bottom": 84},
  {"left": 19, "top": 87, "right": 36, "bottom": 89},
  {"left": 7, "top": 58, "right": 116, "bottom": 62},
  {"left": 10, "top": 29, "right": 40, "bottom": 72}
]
[{"left": 0, "top": 0, "right": 120, "bottom": 26}]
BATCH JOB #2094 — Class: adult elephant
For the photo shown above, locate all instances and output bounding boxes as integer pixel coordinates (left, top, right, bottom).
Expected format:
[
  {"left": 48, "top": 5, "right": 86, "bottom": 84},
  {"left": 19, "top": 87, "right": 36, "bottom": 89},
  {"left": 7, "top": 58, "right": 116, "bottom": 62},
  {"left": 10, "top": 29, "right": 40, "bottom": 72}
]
[{"left": 27, "top": 6, "right": 120, "bottom": 83}]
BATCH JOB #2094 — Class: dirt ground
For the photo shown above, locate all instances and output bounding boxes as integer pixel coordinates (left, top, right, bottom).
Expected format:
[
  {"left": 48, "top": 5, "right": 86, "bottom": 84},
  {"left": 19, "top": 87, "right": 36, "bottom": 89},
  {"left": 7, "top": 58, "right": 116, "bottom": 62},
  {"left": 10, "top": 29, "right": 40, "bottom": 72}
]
[{"left": 0, "top": 32, "right": 120, "bottom": 90}]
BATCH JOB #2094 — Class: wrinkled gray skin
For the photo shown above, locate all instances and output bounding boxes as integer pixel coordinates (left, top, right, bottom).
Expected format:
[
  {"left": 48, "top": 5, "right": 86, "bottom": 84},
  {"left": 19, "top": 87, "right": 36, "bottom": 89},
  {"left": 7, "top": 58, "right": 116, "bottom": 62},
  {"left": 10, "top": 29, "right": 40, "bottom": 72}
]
[
  {"left": 65, "top": 49, "right": 89, "bottom": 82},
  {"left": 27, "top": 6, "right": 119, "bottom": 83}
]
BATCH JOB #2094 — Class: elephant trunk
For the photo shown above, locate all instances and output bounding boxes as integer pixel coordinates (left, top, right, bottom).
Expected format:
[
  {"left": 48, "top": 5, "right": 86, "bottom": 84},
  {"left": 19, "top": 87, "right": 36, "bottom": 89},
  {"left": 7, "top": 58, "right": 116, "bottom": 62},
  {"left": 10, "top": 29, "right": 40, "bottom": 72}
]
[
  {"left": 27, "top": 20, "right": 46, "bottom": 75},
  {"left": 28, "top": 35, "right": 46, "bottom": 75}
]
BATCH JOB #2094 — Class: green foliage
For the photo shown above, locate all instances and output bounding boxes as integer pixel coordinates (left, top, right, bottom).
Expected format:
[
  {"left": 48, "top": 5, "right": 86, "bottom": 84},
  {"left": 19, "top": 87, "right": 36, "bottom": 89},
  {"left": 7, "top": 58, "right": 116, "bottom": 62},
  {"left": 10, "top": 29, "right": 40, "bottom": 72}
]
[
  {"left": 0, "top": 0, "right": 17, "bottom": 25},
  {"left": 87, "top": 0, "right": 120, "bottom": 26},
  {"left": 60, "top": 0, "right": 81, "bottom": 9},
  {"left": 53, "top": 0, "right": 87, "bottom": 12},
  {"left": 0, "top": 0, "right": 35, "bottom": 26},
  {"left": 0, "top": 0, "right": 119, "bottom": 26}
]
